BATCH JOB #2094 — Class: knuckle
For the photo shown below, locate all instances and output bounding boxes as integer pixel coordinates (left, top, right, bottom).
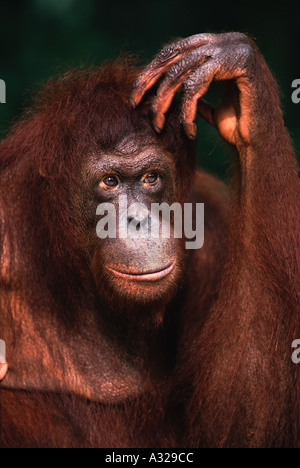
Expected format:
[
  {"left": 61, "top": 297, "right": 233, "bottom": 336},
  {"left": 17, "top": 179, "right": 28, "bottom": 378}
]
[
  {"left": 132, "top": 73, "right": 148, "bottom": 90},
  {"left": 132, "top": 77, "right": 142, "bottom": 89},
  {"left": 206, "top": 45, "right": 221, "bottom": 57},
  {"left": 236, "top": 43, "right": 255, "bottom": 68},
  {"left": 156, "top": 44, "right": 178, "bottom": 63},
  {"left": 237, "top": 43, "right": 254, "bottom": 56},
  {"left": 187, "top": 33, "right": 216, "bottom": 44},
  {"left": 155, "top": 36, "right": 189, "bottom": 64},
  {"left": 218, "top": 32, "right": 253, "bottom": 50},
  {"left": 167, "top": 61, "right": 184, "bottom": 79},
  {"left": 231, "top": 32, "right": 249, "bottom": 43},
  {"left": 184, "top": 67, "right": 208, "bottom": 93},
  {"left": 184, "top": 76, "right": 197, "bottom": 94},
  {"left": 220, "top": 32, "right": 249, "bottom": 44}
]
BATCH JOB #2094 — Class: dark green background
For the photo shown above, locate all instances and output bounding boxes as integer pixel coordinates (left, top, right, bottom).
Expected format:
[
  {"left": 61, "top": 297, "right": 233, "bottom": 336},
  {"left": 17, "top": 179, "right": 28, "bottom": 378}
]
[{"left": 0, "top": 0, "right": 299, "bottom": 179}]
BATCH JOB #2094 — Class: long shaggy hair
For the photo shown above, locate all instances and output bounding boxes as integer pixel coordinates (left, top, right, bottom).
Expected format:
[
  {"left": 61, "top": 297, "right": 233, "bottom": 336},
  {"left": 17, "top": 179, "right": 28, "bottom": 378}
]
[{"left": 0, "top": 57, "right": 195, "bottom": 325}]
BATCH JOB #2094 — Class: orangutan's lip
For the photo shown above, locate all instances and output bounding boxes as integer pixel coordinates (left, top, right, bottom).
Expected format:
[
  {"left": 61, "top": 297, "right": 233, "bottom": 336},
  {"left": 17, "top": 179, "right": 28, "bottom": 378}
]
[{"left": 107, "top": 261, "right": 176, "bottom": 282}]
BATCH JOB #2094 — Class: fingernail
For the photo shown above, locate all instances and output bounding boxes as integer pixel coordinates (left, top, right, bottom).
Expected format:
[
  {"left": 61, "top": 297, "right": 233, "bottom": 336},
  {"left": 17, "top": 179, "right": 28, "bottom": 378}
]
[
  {"left": 153, "top": 125, "right": 162, "bottom": 134},
  {"left": 184, "top": 122, "right": 197, "bottom": 140},
  {"left": 129, "top": 96, "right": 137, "bottom": 109},
  {"left": 152, "top": 112, "right": 165, "bottom": 134}
]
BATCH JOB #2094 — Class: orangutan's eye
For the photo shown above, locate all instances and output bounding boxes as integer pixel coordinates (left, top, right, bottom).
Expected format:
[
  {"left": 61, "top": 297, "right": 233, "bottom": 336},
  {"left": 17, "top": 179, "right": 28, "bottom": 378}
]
[
  {"left": 100, "top": 176, "right": 119, "bottom": 189},
  {"left": 143, "top": 173, "right": 159, "bottom": 185}
]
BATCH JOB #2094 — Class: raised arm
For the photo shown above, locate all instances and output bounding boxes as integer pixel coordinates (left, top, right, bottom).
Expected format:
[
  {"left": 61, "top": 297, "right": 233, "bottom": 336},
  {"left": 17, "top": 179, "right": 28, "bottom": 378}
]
[{"left": 131, "top": 33, "right": 300, "bottom": 447}]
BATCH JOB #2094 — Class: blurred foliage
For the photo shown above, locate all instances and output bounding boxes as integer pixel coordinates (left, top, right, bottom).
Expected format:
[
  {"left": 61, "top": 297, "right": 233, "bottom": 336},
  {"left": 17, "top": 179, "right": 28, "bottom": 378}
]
[{"left": 0, "top": 0, "right": 299, "bottom": 179}]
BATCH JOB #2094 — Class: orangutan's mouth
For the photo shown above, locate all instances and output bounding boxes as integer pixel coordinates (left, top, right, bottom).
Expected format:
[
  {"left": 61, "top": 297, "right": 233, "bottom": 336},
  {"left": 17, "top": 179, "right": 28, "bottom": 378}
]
[{"left": 107, "top": 261, "right": 176, "bottom": 282}]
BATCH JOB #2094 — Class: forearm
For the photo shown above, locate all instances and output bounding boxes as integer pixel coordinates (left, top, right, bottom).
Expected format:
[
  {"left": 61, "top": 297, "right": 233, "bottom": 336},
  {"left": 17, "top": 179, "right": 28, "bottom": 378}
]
[{"left": 234, "top": 55, "right": 300, "bottom": 294}]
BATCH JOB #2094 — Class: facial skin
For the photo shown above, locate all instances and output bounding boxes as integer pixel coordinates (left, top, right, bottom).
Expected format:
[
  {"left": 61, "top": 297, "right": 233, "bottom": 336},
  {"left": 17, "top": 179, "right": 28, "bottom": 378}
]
[{"left": 73, "top": 135, "right": 185, "bottom": 311}]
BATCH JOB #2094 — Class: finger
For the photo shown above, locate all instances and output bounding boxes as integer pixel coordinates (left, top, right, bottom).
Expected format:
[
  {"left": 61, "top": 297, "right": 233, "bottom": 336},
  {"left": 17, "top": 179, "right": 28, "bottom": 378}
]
[
  {"left": 151, "top": 47, "right": 213, "bottom": 132},
  {"left": 197, "top": 99, "right": 216, "bottom": 127},
  {"left": 131, "top": 33, "right": 250, "bottom": 108},
  {"left": 131, "top": 33, "right": 216, "bottom": 107},
  {"left": 181, "top": 63, "right": 217, "bottom": 139}
]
